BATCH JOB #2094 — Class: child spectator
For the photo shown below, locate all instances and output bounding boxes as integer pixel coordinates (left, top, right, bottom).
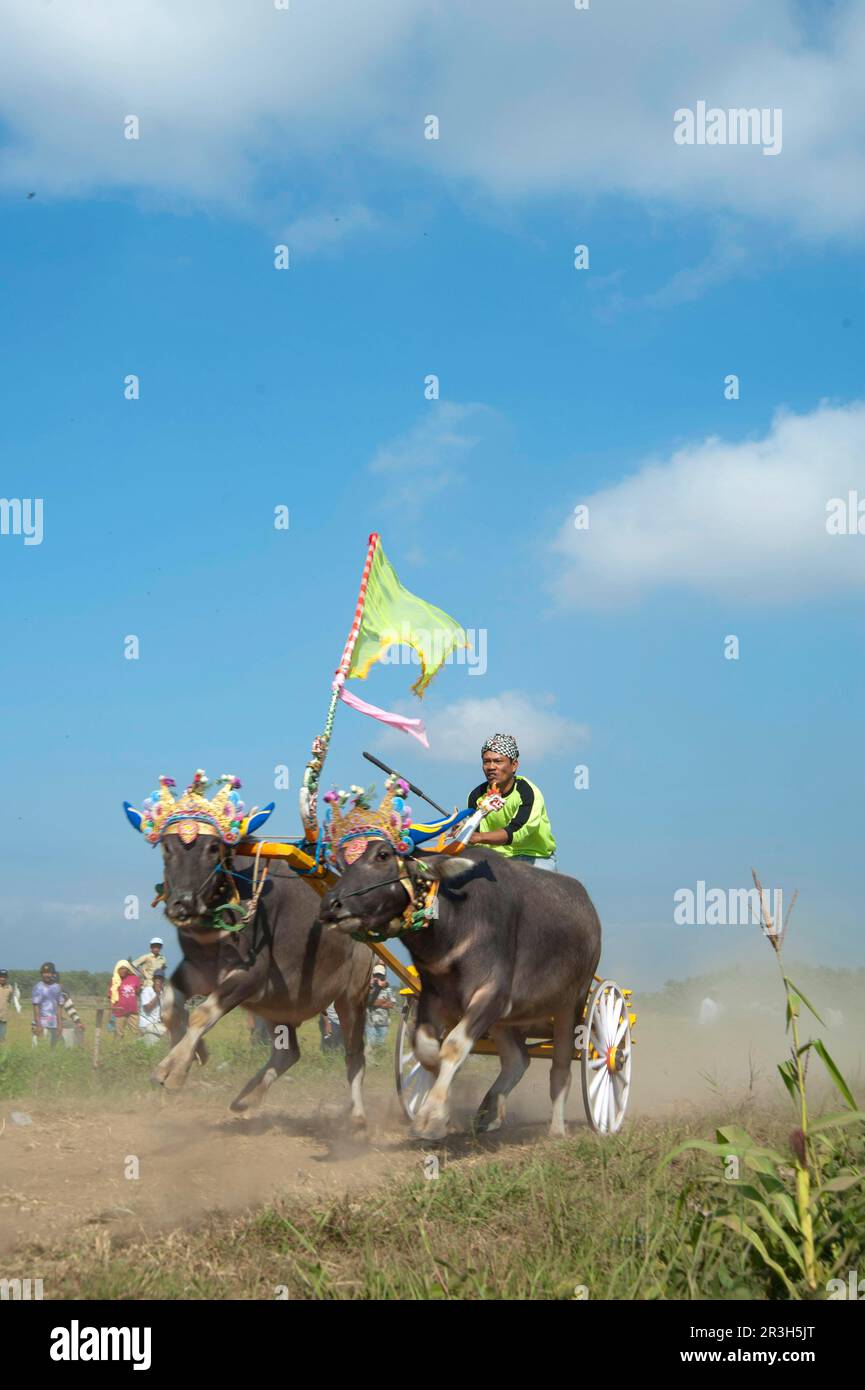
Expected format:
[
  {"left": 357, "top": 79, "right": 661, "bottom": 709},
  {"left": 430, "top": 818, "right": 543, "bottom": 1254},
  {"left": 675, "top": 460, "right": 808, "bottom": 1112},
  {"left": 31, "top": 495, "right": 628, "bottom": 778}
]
[
  {"left": 32, "top": 960, "right": 63, "bottom": 1047},
  {"left": 138, "top": 969, "right": 167, "bottom": 1045},
  {"left": 109, "top": 960, "right": 141, "bottom": 1038}
]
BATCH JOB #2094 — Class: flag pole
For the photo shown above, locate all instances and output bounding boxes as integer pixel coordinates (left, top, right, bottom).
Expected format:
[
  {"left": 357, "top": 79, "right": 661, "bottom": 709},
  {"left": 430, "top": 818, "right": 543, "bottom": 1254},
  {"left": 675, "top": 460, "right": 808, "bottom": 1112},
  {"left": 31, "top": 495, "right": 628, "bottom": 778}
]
[{"left": 300, "top": 533, "right": 380, "bottom": 840}]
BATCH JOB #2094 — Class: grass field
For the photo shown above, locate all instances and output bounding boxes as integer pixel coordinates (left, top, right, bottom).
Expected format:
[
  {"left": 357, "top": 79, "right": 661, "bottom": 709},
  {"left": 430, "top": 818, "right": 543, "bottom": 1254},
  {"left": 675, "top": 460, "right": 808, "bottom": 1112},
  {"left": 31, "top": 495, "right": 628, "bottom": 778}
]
[{"left": 1, "top": 960, "right": 864, "bottom": 1300}]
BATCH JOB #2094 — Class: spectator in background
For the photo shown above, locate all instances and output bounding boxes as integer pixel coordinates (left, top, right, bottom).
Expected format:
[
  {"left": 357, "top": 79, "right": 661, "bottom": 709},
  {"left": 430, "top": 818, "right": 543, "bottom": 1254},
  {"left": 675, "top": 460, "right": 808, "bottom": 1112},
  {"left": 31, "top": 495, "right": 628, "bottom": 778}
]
[
  {"left": 54, "top": 973, "right": 85, "bottom": 1048},
  {"left": 32, "top": 961, "right": 63, "bottom": 1047},
  {"left": 0, "top": 968, "right": 16, "bottom": 1042},
  {"left": 109, "top": 960, "right": 141, "bottom": 1039},
  {"left": 246, "top": 1011, "right": 270, "bottom": 1048},
  {"left": 365, "top": 965, "right": 396, "bottom": 1047},
  {"left": 319, "top": 1002, "right": 342, "bottom": 1052},
  {"left": 138, "top": 969, "right": 167, "bottom": 1046},
  {"left": 133, "top": 937, "right": 166, "bottom": 986}
]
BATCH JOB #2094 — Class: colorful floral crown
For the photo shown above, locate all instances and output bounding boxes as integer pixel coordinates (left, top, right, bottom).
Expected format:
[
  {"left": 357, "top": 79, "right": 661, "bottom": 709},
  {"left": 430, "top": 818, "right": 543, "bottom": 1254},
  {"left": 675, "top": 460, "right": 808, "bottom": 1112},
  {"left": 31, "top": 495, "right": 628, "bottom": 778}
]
[
  {"left": 323, "top": 775, "right": 413, "bottom": 865},
  {"left": 123, "top": 771, "right": 274, "bottom": 845}
]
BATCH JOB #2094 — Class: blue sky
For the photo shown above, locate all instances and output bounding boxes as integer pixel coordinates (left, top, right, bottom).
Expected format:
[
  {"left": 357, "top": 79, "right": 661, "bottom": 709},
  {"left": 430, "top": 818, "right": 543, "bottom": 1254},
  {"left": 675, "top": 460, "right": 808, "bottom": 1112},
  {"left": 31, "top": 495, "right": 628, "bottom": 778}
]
[{"left": 1, "top": 0, "right": 864, "bottom": 986}]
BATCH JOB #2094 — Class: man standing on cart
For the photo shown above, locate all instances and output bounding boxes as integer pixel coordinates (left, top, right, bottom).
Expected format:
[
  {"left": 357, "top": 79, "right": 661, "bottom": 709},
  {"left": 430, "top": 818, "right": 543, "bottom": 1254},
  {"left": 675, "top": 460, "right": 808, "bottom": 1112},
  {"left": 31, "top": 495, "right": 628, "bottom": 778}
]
[{"left": 467, "top": 733, "right": 558, "bottom": 871}]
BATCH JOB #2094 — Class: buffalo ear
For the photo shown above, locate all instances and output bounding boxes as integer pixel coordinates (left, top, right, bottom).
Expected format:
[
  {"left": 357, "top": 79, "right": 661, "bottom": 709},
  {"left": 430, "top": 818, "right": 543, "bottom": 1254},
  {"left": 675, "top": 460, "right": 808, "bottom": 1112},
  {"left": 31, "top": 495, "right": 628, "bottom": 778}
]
[
  {"left": 123, "top": 802, "right": 143, "bottom": 833},
  {"left": 243, "top": 802, "right": 275, "bottom": 835},
  {"left": 419, "top": 855, "right": 475, "bottom": 882}
]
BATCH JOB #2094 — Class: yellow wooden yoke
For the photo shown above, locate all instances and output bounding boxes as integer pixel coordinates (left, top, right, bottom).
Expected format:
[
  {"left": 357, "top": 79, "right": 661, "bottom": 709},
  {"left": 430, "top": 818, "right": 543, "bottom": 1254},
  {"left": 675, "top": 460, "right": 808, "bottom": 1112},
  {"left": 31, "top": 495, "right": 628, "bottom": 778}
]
[{"left": 236, "top": 837, "right": 421, "bottom": 991}]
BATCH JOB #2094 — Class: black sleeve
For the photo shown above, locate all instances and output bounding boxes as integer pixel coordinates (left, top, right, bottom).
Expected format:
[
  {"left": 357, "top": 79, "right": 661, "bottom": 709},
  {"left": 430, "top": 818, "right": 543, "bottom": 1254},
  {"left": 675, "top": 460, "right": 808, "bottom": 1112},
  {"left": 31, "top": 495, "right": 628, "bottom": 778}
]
[
  {"left": 502, "top": 779, "right": 534, "bottom": 844},
  {"left": 467, "top": 782, "right": 487, "bottom": 810}
]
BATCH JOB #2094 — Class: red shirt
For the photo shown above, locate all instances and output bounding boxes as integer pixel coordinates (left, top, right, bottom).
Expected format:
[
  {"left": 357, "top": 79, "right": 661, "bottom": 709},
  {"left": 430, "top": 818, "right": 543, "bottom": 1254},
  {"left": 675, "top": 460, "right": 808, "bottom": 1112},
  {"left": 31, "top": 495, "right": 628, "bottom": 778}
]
[{"left": 111, "top": 976, "right": 140, "bottom": 1015}]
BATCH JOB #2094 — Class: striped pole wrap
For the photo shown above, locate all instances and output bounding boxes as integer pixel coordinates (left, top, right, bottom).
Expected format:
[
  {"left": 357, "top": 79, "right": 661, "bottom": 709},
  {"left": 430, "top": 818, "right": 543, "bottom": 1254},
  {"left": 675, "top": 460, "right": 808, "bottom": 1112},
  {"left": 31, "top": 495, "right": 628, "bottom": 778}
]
[
  {"left": 300, "top": 533, "right": 381, "bottom": 840},
  {"left": 333, "top": 532, "right": 379, "bottom": 688}
]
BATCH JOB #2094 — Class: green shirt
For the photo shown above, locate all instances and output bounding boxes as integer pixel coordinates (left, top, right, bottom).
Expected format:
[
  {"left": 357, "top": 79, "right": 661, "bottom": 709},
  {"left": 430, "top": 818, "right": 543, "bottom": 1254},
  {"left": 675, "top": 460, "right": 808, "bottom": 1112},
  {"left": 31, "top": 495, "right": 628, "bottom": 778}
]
[{"left": 467, "top": 777, "right": 556, "bottom": 859}]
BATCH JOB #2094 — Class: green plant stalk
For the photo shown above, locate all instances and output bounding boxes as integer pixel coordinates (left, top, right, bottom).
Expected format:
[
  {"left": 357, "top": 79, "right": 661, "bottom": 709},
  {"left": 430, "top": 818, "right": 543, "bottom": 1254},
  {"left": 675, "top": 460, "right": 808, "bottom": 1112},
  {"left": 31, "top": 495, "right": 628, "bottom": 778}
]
[{"left": 776, "top": 949, "right": 817, "bottom": 1289}]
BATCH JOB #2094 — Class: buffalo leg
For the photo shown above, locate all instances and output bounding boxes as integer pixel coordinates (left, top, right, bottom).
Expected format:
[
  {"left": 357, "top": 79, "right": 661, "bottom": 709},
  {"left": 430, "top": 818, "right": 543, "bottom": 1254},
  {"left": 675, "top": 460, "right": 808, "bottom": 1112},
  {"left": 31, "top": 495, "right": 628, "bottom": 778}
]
[
  {"left": 474, "top": 1027, "right": 530, "bottom": 1133},
  {"left": 164, "top": 964, "right": 208, "bottom": 1066},
  {"left": 229, "top": 1023, "right": 299, "bottom": 1113},
  {"left": 154, "top": 970, "right": 258, "bottom": 1091},
  {"left": 335, "top": 990, "right": 367, "bottom": 1128},
  {"left": 411, "top": 981, "right": 505, "bottom": 1142},
  {"left": 412, "top": 990, "right": 446, "bottom": 1074},
  {"left": 549, "top": 1009, "right": 577, "bottom": 1137}
]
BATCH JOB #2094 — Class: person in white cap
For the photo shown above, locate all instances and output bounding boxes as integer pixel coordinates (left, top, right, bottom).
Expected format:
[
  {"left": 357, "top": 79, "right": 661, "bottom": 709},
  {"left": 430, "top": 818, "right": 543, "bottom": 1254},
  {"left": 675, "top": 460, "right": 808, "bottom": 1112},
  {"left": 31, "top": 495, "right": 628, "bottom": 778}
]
[
  {"left": 365, "top": 964, "right": 396, "bottom": 1047},
  {"left": 133, "top": 937, "right": 166, "bottom": 986}
]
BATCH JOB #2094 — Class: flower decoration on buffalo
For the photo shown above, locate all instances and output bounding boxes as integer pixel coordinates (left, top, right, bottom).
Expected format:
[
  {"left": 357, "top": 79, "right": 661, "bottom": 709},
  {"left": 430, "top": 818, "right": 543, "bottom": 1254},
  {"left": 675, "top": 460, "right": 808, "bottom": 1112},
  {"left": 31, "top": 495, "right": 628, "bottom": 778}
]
[
  {"left": 123, "top": 771, "right": 275, "bottom": 845},
  {"left": 323, "top": 774, "right": 413, "bottom": 865}
]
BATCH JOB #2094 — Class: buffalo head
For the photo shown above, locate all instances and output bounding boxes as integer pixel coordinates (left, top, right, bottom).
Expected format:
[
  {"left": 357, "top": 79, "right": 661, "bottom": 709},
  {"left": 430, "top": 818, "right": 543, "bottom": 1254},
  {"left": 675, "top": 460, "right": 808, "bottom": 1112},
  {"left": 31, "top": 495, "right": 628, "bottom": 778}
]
[{"left": 320, "top": 839, "right": 473, "bottom": 938}]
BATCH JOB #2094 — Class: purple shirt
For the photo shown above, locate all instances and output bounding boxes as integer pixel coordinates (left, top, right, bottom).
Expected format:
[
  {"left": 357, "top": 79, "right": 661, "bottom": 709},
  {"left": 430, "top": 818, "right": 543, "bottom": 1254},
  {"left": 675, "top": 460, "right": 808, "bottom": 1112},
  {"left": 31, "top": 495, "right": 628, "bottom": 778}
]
[{"left": 32, "top": 980, "right": 62, "bottom": 1028}]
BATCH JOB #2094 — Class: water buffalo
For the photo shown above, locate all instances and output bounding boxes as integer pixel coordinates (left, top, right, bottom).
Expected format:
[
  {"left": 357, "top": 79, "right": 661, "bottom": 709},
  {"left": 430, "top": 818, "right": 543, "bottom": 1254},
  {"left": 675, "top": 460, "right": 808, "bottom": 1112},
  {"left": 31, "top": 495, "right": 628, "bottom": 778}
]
[
  {"left": 319, "top": 843, "right": 602, "bottom": 1141},
  {"left": 150, "top": 832, "right": 374, "bottom": 1123}
]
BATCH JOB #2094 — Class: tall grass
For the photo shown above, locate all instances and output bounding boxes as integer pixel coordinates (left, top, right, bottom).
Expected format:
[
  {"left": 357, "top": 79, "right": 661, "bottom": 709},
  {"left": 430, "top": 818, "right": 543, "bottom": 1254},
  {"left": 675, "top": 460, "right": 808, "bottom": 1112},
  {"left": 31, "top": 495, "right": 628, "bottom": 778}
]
[{"left": 661, "top": 870, "right": 865, "bottom": 1298}]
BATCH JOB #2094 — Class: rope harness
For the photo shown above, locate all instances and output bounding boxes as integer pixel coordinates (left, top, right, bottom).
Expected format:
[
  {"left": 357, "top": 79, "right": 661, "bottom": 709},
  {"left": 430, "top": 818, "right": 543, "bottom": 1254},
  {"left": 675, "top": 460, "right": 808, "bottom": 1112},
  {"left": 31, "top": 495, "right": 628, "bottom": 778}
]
[
  {"left": 337, "top": 856, "right": 440, "bottom": 942},
  {"left": 152, "top": 844, "right": 271, "bottom": 936}
]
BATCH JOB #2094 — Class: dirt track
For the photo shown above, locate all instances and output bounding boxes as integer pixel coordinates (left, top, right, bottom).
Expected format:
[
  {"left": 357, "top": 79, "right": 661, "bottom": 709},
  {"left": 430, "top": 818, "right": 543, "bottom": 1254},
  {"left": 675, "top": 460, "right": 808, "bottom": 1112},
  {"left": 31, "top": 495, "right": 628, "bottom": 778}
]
[{"left": 2, "top": 993, "right": 861, "bottom": 1259}]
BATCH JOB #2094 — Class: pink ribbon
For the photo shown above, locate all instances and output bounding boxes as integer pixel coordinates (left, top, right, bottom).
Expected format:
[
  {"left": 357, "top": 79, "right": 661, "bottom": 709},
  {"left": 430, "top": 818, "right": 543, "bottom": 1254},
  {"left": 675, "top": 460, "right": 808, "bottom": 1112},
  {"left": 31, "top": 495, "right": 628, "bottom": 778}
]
[{"left": 337, "top": 684, "right": 429, "bottom": 748}]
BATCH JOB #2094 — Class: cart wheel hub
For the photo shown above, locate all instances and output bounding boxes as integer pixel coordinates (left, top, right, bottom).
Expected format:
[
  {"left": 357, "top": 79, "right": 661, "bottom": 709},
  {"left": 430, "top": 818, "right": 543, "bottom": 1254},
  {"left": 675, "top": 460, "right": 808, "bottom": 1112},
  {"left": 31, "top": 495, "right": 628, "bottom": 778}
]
[{"left": 606, "top": 1044, "right": 622, "bottom": 1073}]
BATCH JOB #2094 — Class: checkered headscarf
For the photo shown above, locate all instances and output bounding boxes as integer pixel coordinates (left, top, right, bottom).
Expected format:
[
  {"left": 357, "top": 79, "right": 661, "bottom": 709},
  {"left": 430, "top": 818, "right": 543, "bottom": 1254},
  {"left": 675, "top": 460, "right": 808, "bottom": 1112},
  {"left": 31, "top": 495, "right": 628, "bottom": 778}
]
[{"left": 481, "top": 733, "right": 519, "bottom": 761}]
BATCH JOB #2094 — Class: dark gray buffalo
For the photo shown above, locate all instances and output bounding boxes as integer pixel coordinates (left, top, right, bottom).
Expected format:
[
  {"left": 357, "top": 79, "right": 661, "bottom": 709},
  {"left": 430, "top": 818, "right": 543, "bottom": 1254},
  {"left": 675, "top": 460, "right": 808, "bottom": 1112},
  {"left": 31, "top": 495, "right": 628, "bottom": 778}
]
[
  {"left": 152, "top": 832, "right": 373, "bottom": 1123},
  {"left": 319, "top": 843, "right": 601, "bottom": 1140}
]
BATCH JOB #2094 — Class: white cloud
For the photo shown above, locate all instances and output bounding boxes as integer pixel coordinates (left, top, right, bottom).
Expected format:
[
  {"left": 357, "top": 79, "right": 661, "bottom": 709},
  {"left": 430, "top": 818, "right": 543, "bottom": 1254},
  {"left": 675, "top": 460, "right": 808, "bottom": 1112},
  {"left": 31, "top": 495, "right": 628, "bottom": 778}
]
[
  {"left": 282, "top": 204, "right": 376, "bottom": 255},
  {"left": 591, "top": 222, "right": 750, "bottom": 320},
  {"left": 552, "top": 400, "right": 865, "bottom": 607},
  {"left": 370, "top": 402, "right": 499, "bottom": 519},
  {"left": 3, "top": 1, "right": 865, "bottom": 239},
  {"left": 378, "top": 690, "right": 588, "bottom": 765}
]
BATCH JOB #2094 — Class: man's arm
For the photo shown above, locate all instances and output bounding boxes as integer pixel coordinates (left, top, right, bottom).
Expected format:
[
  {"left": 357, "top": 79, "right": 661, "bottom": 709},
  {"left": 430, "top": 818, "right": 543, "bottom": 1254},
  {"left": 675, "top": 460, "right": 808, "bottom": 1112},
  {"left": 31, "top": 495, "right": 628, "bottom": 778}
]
[{"left": 61, "top": 994, "right": 83, "bottom": 1029}]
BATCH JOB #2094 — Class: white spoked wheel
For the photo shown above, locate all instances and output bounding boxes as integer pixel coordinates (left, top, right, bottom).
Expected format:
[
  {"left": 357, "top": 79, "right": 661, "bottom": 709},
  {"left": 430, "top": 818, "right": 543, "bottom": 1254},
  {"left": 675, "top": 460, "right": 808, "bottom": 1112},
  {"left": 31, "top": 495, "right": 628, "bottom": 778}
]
[
  {"left": 581, "top": 980, "right": 632, "bottom": 1135},
  {"left": 394, "top": 996, "right": 435, "bottom": 1121}
]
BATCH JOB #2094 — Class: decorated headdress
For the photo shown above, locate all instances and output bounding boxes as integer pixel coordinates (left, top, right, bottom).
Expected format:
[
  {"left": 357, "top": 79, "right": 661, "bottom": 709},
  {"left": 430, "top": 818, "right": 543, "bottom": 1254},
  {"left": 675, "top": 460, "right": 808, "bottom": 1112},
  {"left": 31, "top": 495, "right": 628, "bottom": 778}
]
[
  {"left": 323, "top": 775, "right": 413, "bottom": 865},
  {"left": 123, "top": 771, "right": 274, "bottom": 845}
]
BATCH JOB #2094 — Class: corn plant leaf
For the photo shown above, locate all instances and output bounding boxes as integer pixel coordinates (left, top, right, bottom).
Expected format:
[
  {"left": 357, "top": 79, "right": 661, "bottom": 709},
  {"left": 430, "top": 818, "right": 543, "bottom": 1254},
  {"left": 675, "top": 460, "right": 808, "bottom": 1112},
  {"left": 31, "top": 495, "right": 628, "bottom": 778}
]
[
  {"left": 776, "top": 1061, "right": 799, "bottom": 1103},
  {"left": 658, "top": 1138, "right": 731, "bottom": 1171},
  {"left": 716, "top": 1124, "right": 759, "bottom": 1147},
  {"left": 784, "top": 977, "right": 825, "bottom": 1026},
  {"left": 812, "top": 1039, "right": 856, "bottom": 1109},
  {"left": 812, "top": 1110, "right": 865, "bottom": 1133},
  {"left": 813, "top": 1174, "right": 864, "bottom": 1198},
  {"left": 735, "top": 1190, "right": 806, "bottom": 1273},
  {"left": 713, "top": 1214, "right": 797, "bottom": 1297}
]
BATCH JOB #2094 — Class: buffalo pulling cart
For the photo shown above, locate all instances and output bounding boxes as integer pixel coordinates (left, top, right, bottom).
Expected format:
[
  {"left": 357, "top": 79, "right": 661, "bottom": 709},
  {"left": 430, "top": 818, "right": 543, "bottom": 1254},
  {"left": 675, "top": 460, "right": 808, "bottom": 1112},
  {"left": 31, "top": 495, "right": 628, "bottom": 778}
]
[
  {"left": 233, "top": 783, "right": 636, "bottom": 1136},
  {"left": 127, "top": 533, "right": 635, "bottom": 1135}
]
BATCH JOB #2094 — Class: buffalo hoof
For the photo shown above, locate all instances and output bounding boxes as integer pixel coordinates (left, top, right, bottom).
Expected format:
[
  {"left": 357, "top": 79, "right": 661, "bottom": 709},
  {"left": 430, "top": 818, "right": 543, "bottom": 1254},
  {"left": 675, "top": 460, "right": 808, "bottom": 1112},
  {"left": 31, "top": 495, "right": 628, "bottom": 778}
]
[
  {"left": 152, "top": 1058, "right": 172, "bottom": 1087},
  {"left": 474, "top": 1114, "right": 502, "bottom": 1135},
  {"left": 349, "top": 1111, "right": 368, "bottom": 1132},
  {"left": 547, "top": 1123, "right": 567, "bottom": 1139},
  {"left": 410, "top": 1111, "right": 449, "bottom": 1143}
]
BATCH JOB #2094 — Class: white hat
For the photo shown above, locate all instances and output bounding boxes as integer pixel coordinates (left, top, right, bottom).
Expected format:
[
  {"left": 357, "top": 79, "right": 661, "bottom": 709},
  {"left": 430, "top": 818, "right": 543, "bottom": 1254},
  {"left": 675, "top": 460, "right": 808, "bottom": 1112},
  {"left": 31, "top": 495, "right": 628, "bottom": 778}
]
[
  {"left": 150, "top": 936, "right": 164, "bottom": 947},
  {"left": 372, "top": 963, "right": 386, "bottom": 976}
]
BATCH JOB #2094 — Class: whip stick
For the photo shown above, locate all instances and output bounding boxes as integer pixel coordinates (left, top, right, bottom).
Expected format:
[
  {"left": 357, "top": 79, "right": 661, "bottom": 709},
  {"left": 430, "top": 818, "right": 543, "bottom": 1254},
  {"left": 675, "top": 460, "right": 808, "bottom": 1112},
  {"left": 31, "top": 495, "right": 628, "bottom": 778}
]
[{"left": 362, "top": 751, "right": 449, "bottom": 817}]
